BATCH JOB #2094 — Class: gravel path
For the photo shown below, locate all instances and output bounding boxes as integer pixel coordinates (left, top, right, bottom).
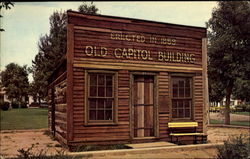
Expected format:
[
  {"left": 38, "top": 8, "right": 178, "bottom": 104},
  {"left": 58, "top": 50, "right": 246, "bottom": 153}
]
[{"left": 210, "top": 112, "right": 250, "bottom": 121}]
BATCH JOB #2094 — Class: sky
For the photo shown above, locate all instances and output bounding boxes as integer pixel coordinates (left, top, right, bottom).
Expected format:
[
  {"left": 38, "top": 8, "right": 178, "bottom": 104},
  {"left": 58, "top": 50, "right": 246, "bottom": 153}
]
[{"left": 1, "top": 1, "right": 218, "bottom": 81}]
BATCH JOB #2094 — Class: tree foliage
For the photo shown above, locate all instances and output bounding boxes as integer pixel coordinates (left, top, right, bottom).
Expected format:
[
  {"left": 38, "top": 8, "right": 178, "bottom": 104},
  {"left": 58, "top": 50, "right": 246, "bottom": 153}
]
[
  {"left": 31, "top": 2, "right": 99, "bottom": 103},
  {"left": 0, "top": 1, "right": 14, "bottom": 31},
  {"left": 32, "top": 11, "right": 67, "bottom": 103},
  {"left": 233, "top": 78, "right": 250, "bottom": 102},
  {"left": 207, "top": 1, "right": 250, "bottom": 124},
  {"left": 0, "top": 63, "right": 29, "bottom": 102},
  {"left": 78, "top": 2, "right": 99, "bottom": 14}
]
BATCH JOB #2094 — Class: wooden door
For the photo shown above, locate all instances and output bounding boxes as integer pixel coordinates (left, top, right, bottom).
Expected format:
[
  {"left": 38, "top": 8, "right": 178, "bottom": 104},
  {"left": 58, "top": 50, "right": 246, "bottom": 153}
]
[{"left": 133, "top": 75, "right": 155, "bottom": 138}]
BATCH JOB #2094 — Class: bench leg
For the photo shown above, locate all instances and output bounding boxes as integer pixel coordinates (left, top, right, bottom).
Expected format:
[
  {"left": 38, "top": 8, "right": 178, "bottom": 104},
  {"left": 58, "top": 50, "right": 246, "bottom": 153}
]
[{"left": 194, "top": 135, "right": 197, "bottom": 144}]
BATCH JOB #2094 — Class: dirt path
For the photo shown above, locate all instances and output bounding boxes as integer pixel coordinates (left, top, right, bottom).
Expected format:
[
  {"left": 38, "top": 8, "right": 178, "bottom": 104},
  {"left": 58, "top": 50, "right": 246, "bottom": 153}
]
[
  {"left": 207, "top": 126, "right": 249, "bottom": 143},
  {"left": 0, "top": 127, "right": 249, "bottom": 158},
  {"left": 0, "top": 129, "right": 67, "bottom": 158},
  {"left": 210, "top": 112, "right": 250, "bottom": 121}
]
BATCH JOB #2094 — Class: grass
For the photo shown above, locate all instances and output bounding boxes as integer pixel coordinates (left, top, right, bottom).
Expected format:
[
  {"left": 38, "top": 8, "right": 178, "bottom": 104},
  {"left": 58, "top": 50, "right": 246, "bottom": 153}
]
[
  {"left": 210, "top": 119, "right": 250, "bottom": 127},
  {"left": 0, "top": 108, "right": 48, "bottom": 130},
  {"left": 232, "top": 112, "right": 250, "bottom": 116}
]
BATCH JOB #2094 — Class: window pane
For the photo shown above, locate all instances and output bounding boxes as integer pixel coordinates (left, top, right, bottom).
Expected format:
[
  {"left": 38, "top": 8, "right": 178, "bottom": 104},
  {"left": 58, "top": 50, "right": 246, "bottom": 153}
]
[
  {"left": 98, "top": 75, "right": 105, "bottom": 85},
  {"left": 106, "top": 75, "right": 113, "bottom": 86},
  {"left": 173, "top": 80, "right": 178, "bottom": 88},
  {"left": 90, "top": 74, "right": 97, "bottom": 86},
  {"left": 90, "top": 86, "right": 97, "bottom": 96},
  {"left": 172, "top": 100, "right": 177, "bottom": 108},
  {"left": 98, "top": 86, "right": 105, "bottom": 97},
  {"left": 172, "top": 77, "right": 192, "bottom": 119},
  {"left": 97, "top": 110, "right": 104, "bottom": 120},
  {"left": 178, "top": 109, "right": 184, "bottom": 118},
  {"left": 179, "top": 87, "right": 184, "bottom": 97},
  {"left": 178, "top": 100, "right": 183, "bottom": 109},
  {"left": 185, "top": 88, "right": 190, "bottom": 97},
  {"left": 185, "top": 109, "right": 190, "bottom": 118},
  {"left": 173, "top": 88, "right": 178, "bottom": 97},
  {"left": 89, "top": 99, "right": 96, "bottom": 109},
  {"left": 172, "top": 109, "right": 177, "bottom": 118},
  {"left": 106, "top": 87, "right": 113, "bottom": 97},
  {"left": 106, "top": 99, "right": 113, "bottom": 109},
  {"left": 105, "top": 110, "right": 112, "bottom": 120},
  {"left": 179, "top": 80, "right": 184, "bottom": 87},
  {"left": 185, "top": 78, "right": 190, "bottom": 87},
  {"left": 184, "top": 100, "right": 190, "bottom": 108},
  {"left": 97, "top": 99, "right": 104, "bottom": 109},
  {"left": 88, "top": 72, "right": 115, "bottom": 121},
  {"left": 89, "top": 110, "right": 96, "bottom": 120}
]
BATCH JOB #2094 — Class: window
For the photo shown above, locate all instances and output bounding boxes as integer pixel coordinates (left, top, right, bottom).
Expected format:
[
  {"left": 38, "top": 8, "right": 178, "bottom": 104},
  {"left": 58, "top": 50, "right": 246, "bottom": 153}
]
[
  {"left": 86, "top": 71, "right": 117, "bottom": 124},
  {"left": 171, "top": 77, "right": 192, "bottom": 119}
]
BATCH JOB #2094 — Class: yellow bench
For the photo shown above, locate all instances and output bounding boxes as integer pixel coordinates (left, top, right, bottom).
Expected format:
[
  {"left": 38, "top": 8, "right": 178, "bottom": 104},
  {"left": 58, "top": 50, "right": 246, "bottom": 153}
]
[{"left": 168, "top": 122, "right": 206, "bottom": 144}]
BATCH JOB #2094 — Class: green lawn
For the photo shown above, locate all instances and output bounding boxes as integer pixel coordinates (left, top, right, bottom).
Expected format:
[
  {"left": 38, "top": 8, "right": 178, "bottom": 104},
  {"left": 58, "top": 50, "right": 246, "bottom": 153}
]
[
  {"left": 210, "top": 119, "right": 250, "bottom": 127},
  {"left": 0, "top": 108, "right": 48, "bottom": 130},
  {"left": 232, "top": 112, "right": 250, "bottom": 116}
]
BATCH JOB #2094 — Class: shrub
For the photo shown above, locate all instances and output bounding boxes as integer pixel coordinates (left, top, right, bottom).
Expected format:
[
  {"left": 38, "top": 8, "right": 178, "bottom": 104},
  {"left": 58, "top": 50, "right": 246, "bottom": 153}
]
[
  {"left": 0, "top": 101, "right": 10, "bottom": 111},
  {"left": 236, "top": 104, "right": 250, "bottom": 112},
  {"left": 12, "top": 101, "right": 19, "bottom": 109},
  {"left": 217, "top": 135, "right": 250, "bottom": 159},
  {"left": 17, "top": 144, "right": 75, "bottom": 159},
  {"left": 20, "top": 101, "right": 28, "bottom": 108}
]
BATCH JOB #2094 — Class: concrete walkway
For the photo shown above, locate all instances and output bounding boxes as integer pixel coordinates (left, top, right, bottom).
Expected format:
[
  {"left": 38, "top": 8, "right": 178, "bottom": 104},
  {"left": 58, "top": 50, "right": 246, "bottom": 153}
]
[
  {"left": 126, "top": 141, "right": 176, "bottom": 149},
  {"left": 68, "top": 143, "right": 222, "bottom": 158}
]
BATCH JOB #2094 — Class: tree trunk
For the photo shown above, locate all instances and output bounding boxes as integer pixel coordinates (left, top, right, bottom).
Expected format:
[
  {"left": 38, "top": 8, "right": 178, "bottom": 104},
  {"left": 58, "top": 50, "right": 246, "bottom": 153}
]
[
  {"left": 38, "top": 96, "right": 41, "bottom": 105},
  {"left": 224, "top": 83, "right": 233, "bottom": 125}
]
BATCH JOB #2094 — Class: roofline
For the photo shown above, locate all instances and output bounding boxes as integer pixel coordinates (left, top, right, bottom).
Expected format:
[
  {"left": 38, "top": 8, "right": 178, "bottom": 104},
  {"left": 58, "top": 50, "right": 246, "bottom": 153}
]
[{"left": 67, "top": 10, "right": 206, "bottom": 30}]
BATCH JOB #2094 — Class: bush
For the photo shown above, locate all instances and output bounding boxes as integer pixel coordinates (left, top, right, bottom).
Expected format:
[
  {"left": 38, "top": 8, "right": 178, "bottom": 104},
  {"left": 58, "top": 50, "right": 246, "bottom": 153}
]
[
  {"left": 17, "top": 144, "right": 74, "bottom": 159},
  {"left": 12, "top": 101, "right": 19, "bottom": 109},
  {"left": 217, "top": 135, "right": 250, "bottom": 159},
  {"left": 235, "top": 104, "right": 250, "bottom": 112},
  {"left": 20, "top": 101, "right": 28, "bottom": 108},
  {"left": 0, "top": 101, "right": 10, "bottom": 111}
]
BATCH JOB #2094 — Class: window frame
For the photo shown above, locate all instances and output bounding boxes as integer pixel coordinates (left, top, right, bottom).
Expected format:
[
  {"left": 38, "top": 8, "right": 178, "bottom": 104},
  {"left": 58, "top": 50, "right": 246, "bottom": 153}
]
[
  {"left": 170, "top": 73, "right": 195, "bottom": 121},
  {"left": 85, "top": 70, "right": 118, "bottom": 126}
]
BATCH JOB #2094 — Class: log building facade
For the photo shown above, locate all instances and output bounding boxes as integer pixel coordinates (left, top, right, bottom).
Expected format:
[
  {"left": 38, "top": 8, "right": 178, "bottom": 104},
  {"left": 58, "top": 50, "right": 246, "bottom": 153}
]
[{"left": 48, "top": 10, "right": 208, "bottom": 149}]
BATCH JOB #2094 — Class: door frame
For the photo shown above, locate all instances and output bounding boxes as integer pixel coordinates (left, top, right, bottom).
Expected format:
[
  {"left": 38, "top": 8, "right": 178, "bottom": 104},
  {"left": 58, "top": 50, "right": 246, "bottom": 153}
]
[{"left": 129, "top": 72, "right": 159, "bottom": 139}]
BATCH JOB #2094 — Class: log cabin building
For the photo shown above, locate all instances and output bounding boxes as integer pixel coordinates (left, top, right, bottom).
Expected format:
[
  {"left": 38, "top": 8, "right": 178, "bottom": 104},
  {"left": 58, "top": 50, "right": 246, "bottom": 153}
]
[{"left": 48, "top": 10, "right": 208, "bottom": 149}]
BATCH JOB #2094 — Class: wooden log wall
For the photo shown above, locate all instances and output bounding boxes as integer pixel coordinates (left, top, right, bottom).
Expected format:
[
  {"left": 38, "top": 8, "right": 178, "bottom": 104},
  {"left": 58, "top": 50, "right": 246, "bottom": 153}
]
[{"left": 48, "top": 71, "right": 67, "bottom": 145}]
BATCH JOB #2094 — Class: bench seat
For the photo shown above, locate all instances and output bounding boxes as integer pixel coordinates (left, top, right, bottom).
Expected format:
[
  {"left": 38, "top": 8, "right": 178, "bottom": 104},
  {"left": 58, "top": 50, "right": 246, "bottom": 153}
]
[
  {"left": 170, "top": 132, "right": 205, "bottom": 136},
  {"left": 168, "top": 122, "right": 206, "bottom": 144}
]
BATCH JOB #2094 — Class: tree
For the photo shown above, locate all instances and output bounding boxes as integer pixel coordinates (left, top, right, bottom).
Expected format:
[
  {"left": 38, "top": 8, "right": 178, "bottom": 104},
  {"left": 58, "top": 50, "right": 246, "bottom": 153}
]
[
  {"left": 207, "top": 1, "right": 250, "bottom": 124},
  {"left": 0, "top": 63, "right": 29, "bottom": 103},
  {"left": 208, "top": 77, "right": 225, "bottom": 103},
  {"left": 0, "top": 1, "right": 14, "bottom": 31},
  {"left": 78, "top": 2, "right": 99, "bottom": 14},
  {"left": 32, "top": 11, "right": 67, "bottom": 103},
  {"left": 31, "top": 2, "right": 99, "bottom": 103},
  {"left": 233, "top": 78, "right": 250, "bottom": 103}
]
